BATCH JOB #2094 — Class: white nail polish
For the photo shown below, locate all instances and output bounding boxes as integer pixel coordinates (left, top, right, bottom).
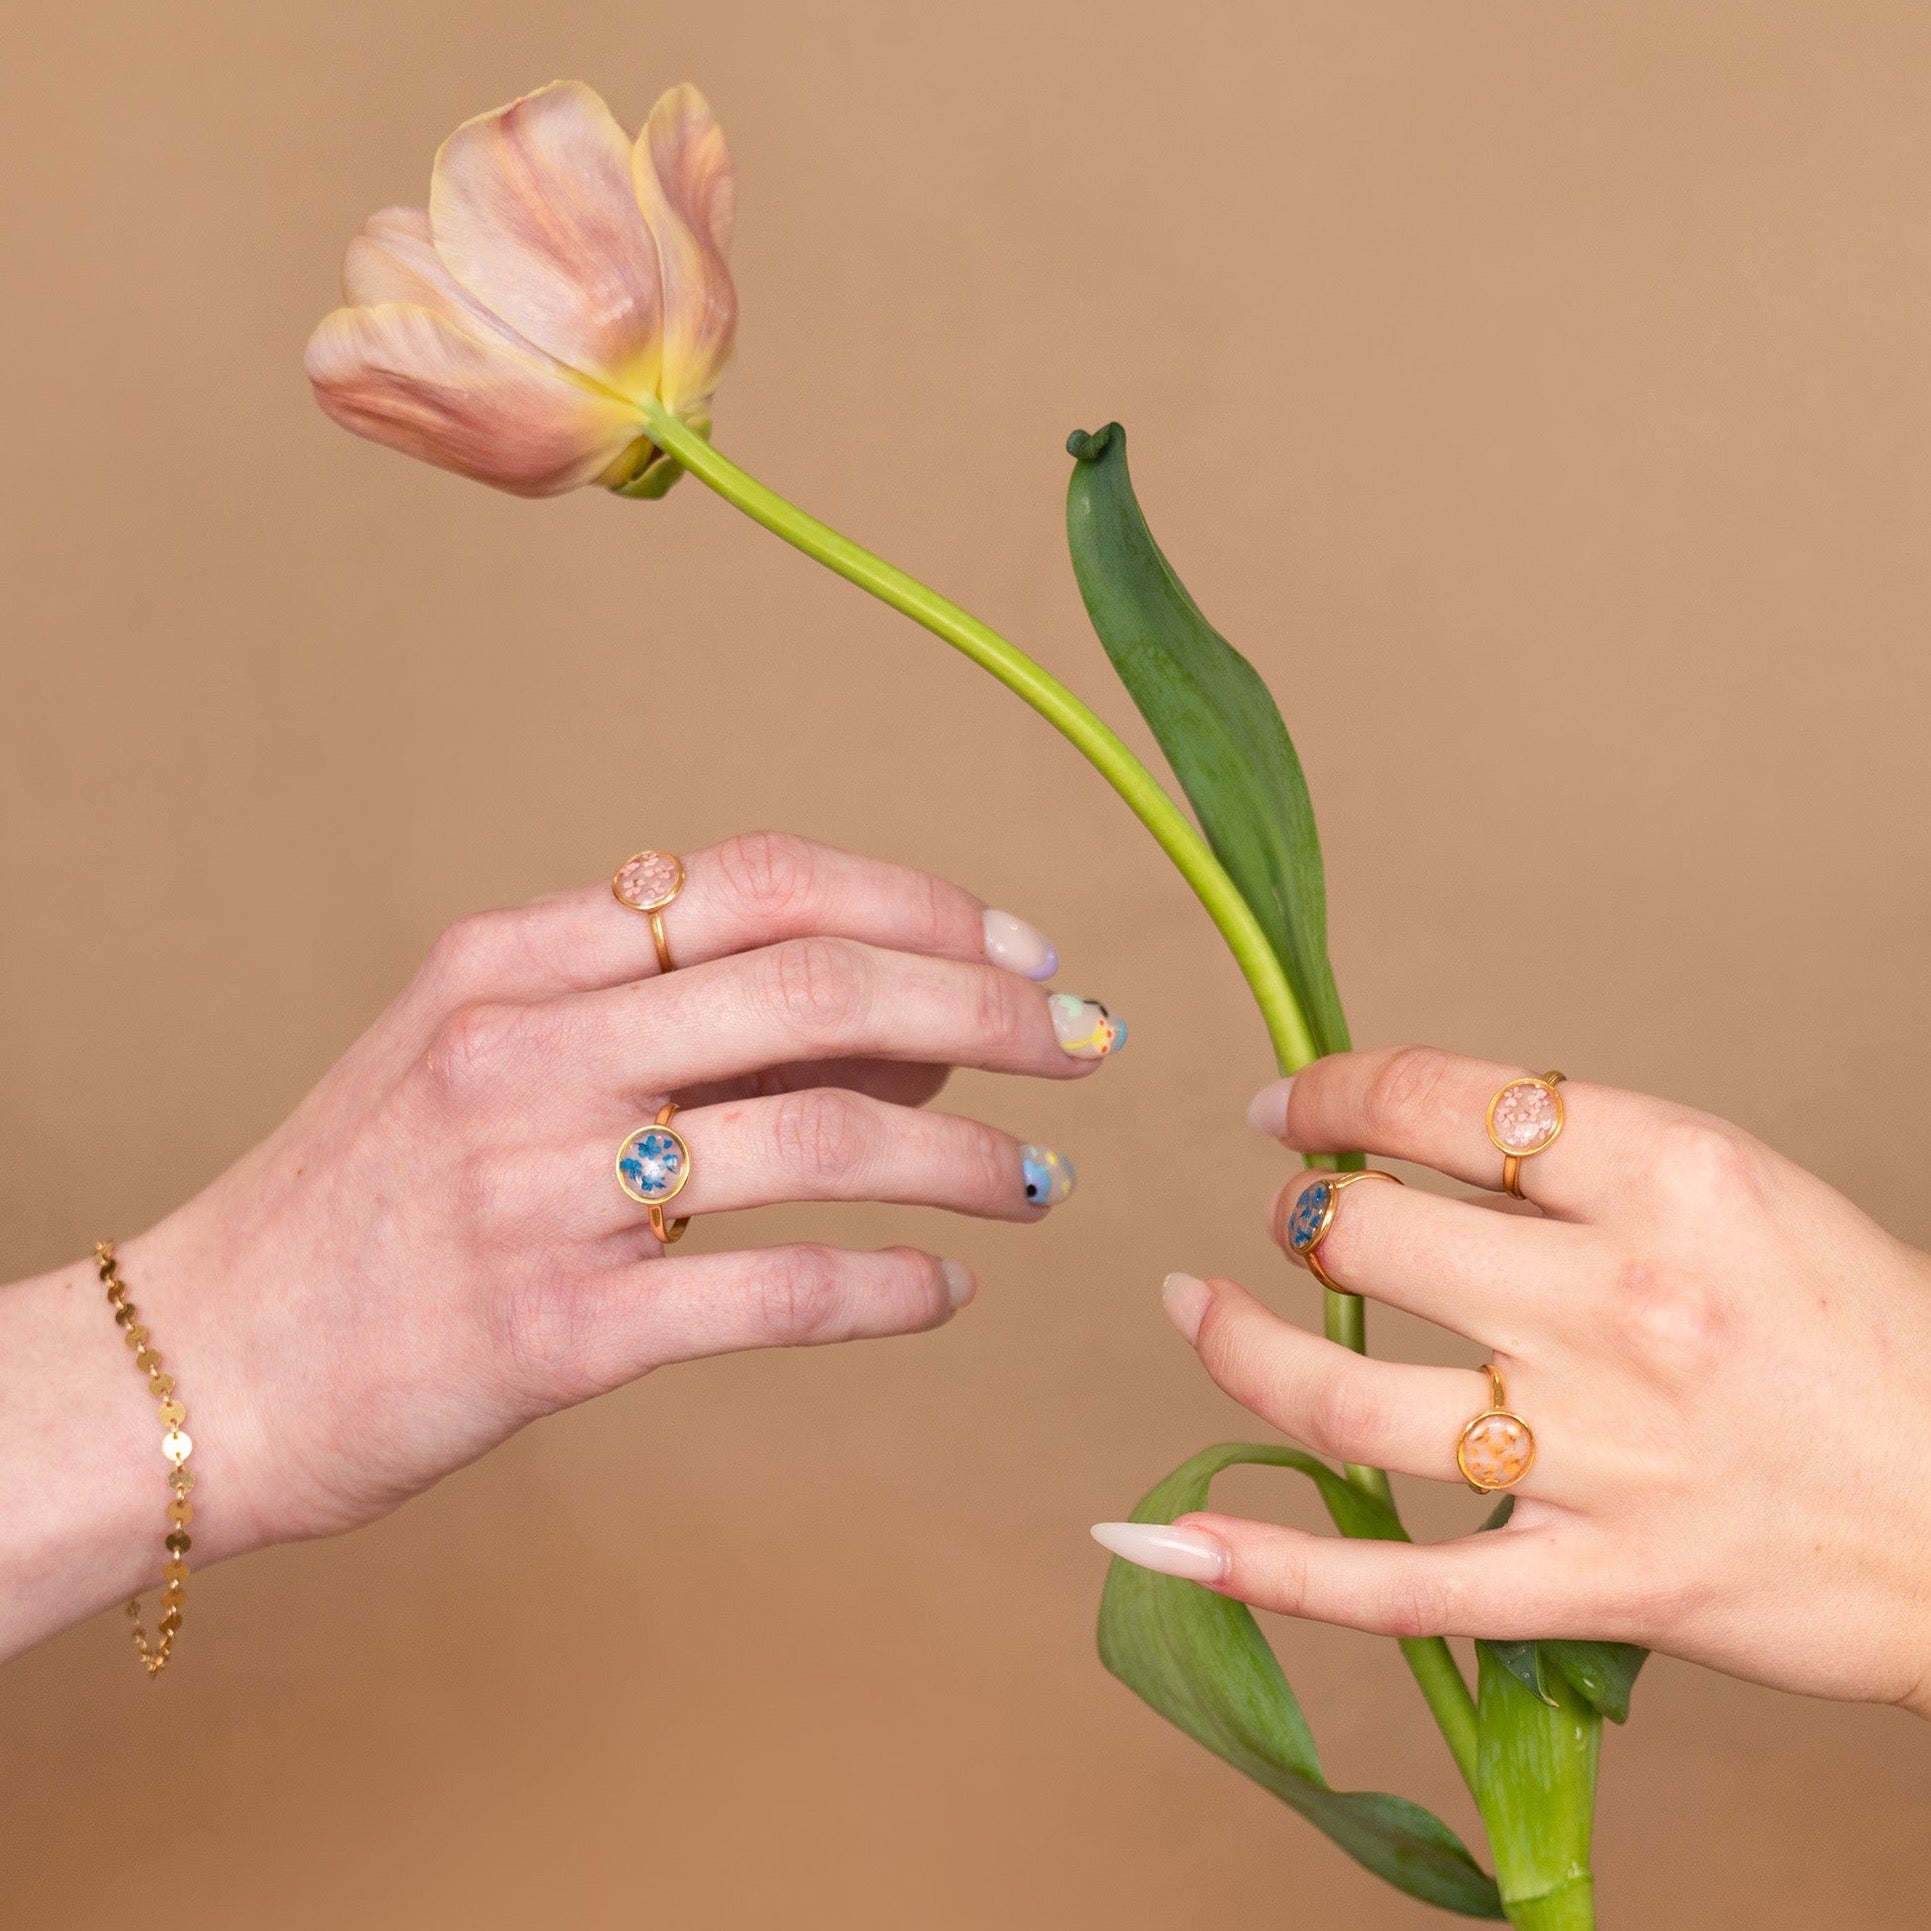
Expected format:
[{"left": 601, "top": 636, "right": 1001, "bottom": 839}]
[
  {"left": 1246, "top": 1076, "right": 1295, "bottom": 1138},
  {"left": 1090, "top": 1521, "right": 1229, "bottom": 1585},
  {"left": 1049, "top": 992, "right": 1128, "bottom": 1060},
  {"left": 941, "top": 1259, "right": 977, "bottom": 1309},
  {"left": 1161, "top": 1271, "right": 1211, "bottom": 1344},
  {"left": 982, "top": 908, "right": 1059, "bottom": 981}
]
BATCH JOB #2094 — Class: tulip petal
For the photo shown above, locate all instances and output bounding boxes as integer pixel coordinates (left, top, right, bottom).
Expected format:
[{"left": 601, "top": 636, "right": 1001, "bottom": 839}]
[
  {"left": 429, "top": 81, "right": 665, "bottom": 401},
  {"left": 304, "top": 301, "right": 648, "bottom": 497},
  {"left": 633, "top": 83, "right": 738, "bottom": 415}
]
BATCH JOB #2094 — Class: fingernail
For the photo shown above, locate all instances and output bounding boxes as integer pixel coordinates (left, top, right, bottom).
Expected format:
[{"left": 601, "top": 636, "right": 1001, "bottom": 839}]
[
  {"left": 983, "top": 908, "right": 1059, "bottom": 981},
  {"left": 941, "top": 1259, "right": 977, "bottom": 1309},
  {"left": 1161, "top": 1270, "right": 1211, "bottom": 1343},
  {"left": 1020, "top": 1144, "right": 1077, "bottom": 1207},
  {"left": 1049, "top": 993, "right": 1128, "bottom": 1060},
  {"left": 1246, "top": 1076, "right": 1295, "bottom": 1138},
  {"left": 1090, "top": 1521, "right": 1229, "bottom": 1585}
]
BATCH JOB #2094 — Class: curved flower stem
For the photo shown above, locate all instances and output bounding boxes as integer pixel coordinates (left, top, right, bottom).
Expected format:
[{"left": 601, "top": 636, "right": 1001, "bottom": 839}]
[{"left": 640, "top": 400, "right": 1478, "bottom": 1792}]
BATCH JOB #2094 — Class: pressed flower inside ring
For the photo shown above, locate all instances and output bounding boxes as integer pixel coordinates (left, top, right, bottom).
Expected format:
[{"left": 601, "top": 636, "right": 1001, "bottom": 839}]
[{"left": 617, "top": 1124, "right": 692, "bottom": 1205}]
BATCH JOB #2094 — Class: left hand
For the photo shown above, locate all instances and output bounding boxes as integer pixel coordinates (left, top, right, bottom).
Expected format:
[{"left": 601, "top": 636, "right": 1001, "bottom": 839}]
[{"left": 1098, "top": 1045, "right": 1931, "bottom": 1715}]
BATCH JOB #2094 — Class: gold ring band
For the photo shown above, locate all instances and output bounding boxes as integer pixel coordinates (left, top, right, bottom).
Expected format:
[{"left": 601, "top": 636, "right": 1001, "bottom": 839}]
[
  {"left": 616, "top": 1100, "right": 692, "bottom": 1245},
  {"left": 1455, "top": 1364, "right": 1536, "bottom": 1492},
  {"left": 612, "top": 849, "right": 686, "bottom": 974},
  {"left": 1486, "top": 1070, "right": 1567, "bottom": 1199},
  {"left": 1281, "top": 1169, "right": 1403, "bottom": 1291}
]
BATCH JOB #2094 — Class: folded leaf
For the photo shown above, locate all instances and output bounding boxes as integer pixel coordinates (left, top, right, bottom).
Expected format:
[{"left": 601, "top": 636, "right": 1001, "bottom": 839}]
[
  {"left": 1099, "top": 1443, "right": 1503, "bottom": 1918},
  {"left": 1476, "top": 1499, "right": 1648, "bottom": 1723},
  {"left": 1065, "top": 424, "right": 1349, "bottom": 1058}
]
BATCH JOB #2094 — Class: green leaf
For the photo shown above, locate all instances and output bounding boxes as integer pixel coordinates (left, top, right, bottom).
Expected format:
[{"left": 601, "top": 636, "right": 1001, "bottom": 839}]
[
  {"left": 1098, "top": 1443, "right": 1503, "bottom": 1919},
  {"left": 1065, "top": 424, "right": 1349, "bottom": 1058},
  {"left": 1475, "top": 1499, "right": 1647, "bottom": 1724},
  {"left": 1538, "top": 1642, "right": 1648, "bottom": 1726}
]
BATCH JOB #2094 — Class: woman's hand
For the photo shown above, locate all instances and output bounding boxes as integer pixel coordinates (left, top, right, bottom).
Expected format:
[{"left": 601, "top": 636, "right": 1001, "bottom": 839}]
[
  {"left": 1096, "top": 1045, "right": 1931, "bottom": 1715},
  {"left": 2, "top": 832, "right": 1124, "bottom": 1662}
]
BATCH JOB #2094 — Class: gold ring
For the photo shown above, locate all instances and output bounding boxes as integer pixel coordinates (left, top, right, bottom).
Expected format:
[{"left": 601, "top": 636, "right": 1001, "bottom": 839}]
[
  {"left": 612, "top": 850, "right": 685, "bottom": 974},
  {"left": 1281, "top": 1170, "right": 1403, "bottom": 1291},
  {"left": 616, "top": 1100, "right": 692, "bottom": 1245},
  {"left": 1455, "top": 1364, "right": 1535, "bottom": 1492},
  {"left": 1486, "top": 1070, "right": 1566, "bottom": 1199}
]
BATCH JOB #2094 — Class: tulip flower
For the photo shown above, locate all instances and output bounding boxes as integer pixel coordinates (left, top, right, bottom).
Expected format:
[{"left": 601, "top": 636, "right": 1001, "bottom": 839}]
[{"left": 305, "top": 80, "right": 735, "bottom": 498}]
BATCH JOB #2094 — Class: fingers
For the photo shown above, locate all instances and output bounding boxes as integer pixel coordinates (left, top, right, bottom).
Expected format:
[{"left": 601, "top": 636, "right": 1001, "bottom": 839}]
[
  {"left": 1173, "top": 1274, "right": 1503, "bottom": 1483},
  {"left": 1266, "top": 1171, "right": 1591, "bottom": 1342},
  {"left": 1143, "top": 1510, "right": 1582, "bottom": 1642},
  {"left": 533, "top": 938, "right": 1123, "bottom": 1108},
  {"left": 1255, "top": 1046, "right": 1679, "bottom": 1219},
  {"left": 419, "top": 831, "right": 1059, "bottom": 1006},
  {"left": 526, "top": 1244, "right": 974, "bottom": 1397},
  {"left": 590, "top": 1089, "right": 1071, "bottom": 1230}
]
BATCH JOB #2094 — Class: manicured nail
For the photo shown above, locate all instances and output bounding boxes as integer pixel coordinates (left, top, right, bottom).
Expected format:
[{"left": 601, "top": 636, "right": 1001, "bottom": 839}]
[
  {"left": 941, "top": 1259, "right": 977, "bottom": 1309},
  {"left": 1161, "top": 1270, "right": 1211, "bottom": 1343},
  {"left": 1020, "top": 1144, "right": 1077, "bottom": 1207},
  {"left": 983, "top": 908, "right": 1059, "bottom": 981},
  {"left": 1090, "top": 1521, "right": 1230, "bottom": 1585},
  {"left": 1050, "top": 993, "right": 1128, "bottom": 1060},
  {"left": 1246, "top": 1076, "right": 1295, "bottom": 1138}
]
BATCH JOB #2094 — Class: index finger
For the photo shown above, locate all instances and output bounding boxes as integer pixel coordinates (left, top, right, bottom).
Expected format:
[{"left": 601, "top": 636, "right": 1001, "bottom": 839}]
[{"left": 423, "top": 830, "right": 1058, "bottom": 1005}]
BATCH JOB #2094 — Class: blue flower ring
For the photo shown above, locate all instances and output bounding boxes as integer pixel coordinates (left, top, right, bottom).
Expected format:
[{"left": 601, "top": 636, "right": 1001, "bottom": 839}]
[
  {"left": 617, "top": 1102, "right": 694, "bottom": 1244},
  {"left": 1280, "top": 1169, "right": 1403, "bottom": 1290}
]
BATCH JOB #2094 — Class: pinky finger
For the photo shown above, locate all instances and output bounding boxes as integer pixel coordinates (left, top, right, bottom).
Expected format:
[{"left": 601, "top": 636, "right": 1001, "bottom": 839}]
[
  {"left": 1092, "top": 1509, "right": 1581, "bottom": 1643},
  {"left": 544, "top": 1243, "right": 975, "bottom": 1397}
]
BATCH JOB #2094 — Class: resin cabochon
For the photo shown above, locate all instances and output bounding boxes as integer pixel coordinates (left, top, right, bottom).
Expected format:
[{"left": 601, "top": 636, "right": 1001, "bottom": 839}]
[
  {"left": 618, "top": 1126, "right": 688, "bottom": 1202},
  {"left": 1490, "top": 1079, "right": 1562, "bottom": 1154},
  {"left": 1286, "top": 1180, "right": 1333, "bottom": 1253},
  {"left": 1458, "top": 1411, "right": 1534, "bottom": 1490},
  {"left": 614, "top": 850, "right": 683, "bottom": 911}
]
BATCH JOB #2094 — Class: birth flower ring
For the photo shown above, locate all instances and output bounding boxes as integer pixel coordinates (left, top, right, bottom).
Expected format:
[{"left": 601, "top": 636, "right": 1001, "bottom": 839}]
[
  {"left": 617, "top": 1101, "right": 693, "bottom": 1245},
  {"left": 1486, "top": 1071, "right": 1567, "bottom": 1199},
  {"left": 1457, "top": 1364, "right": 1536, "bottom": 1493},
  {"left": 613, "top": 850, "right": 686, "bottom": 975},
  {"left": 1281, "top": 1170, "right": 1404, "bottom": 1292}
]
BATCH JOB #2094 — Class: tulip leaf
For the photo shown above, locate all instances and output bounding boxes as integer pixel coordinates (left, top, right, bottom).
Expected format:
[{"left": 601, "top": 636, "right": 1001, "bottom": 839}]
[
  {"left": 1474, "top": 1501, "right": 1647, "bottom": 1723},
  {"left": 1098, "top": 1442, "right": 1503, "bottom": 1918},
  {"left": 1065, "top": 424, "right": 1350, "bottom": 1058}
]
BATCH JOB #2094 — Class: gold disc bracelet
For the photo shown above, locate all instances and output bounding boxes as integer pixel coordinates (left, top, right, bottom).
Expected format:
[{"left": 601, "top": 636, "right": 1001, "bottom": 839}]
[{"left": 94, "top": 1242, "right": 194, "bottom": 1676}]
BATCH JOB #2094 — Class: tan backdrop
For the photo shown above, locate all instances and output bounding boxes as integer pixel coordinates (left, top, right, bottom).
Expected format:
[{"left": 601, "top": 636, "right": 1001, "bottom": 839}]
[{"left": 5, "top": 2, "right": 1931, "bottom": 1924}]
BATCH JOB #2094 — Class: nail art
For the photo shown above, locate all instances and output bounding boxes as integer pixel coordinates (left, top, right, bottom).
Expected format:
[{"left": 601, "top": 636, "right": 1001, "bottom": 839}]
[
  {"left": 982, "top": 908, "right": 1060, "bottom": 981},
  {"left": 1020, "top": 1144, "right": 1077, "bottom": 1207},
  {"left": 1089, "top": 1521, "right": 1229, "bottom": 1586},
  {"left": 1049, "top": 993, "right": 1127, "bottom": 1060}
]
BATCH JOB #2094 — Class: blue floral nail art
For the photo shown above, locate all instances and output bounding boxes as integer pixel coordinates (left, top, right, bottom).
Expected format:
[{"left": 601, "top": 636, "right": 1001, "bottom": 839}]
[{"left": 1020, "top": 1144, "right": 1077, "bottom": 1206}]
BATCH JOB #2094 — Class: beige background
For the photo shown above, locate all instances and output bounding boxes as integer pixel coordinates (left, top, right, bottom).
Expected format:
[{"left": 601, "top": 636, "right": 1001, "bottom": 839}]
[{"left": 5, "top": 2, "right": 1931, "bottom": 1924}]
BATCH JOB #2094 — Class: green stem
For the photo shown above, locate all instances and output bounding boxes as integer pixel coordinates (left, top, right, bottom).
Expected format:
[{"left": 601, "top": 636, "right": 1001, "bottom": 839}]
[{"left": 640, "top": 400, "right": 1478, "bottom": 1793}]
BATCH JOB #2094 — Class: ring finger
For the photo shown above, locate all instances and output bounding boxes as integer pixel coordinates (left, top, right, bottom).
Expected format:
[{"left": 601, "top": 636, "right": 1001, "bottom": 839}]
[{"left": 585, "top": 1088, "right": 1074, "bottom": 1233}]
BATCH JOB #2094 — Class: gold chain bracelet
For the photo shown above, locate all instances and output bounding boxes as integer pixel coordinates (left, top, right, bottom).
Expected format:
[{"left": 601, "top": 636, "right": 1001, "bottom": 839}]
[{"left": 94, "top": 1241, "right": 194, "bottom": 1676}]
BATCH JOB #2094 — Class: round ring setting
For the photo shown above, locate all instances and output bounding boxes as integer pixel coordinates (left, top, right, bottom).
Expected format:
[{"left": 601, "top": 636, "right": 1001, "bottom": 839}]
[
  {"left": 1456, "top": 1365, "right": 1535, "bottom": 1493},
  {"left": 1486, "top": 1071, "right": 1567, "bottom": 1199},
  {"left": 612, "top": 850, "right": 685, "bottom": 974},
  {"left": 1282, "top": 1169, "right": 1403, "bottom": 1291},
  {"left": 617, "top": 1101, "right": 692, "bottom": 1244}
]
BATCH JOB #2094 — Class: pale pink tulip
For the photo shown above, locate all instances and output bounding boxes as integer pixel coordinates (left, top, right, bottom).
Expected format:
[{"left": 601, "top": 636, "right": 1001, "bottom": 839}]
[{"left": 305, "top": 81, "right": 735, "bottom": 498}]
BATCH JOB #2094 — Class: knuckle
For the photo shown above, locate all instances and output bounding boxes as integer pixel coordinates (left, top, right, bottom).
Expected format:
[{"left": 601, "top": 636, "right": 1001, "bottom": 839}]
[
  {"left": 1605, "top": 1251, "right": 1734, "bottom": 1373},
  {"left": 763, "top": 936, "right": 872, "bottom": 1037},
  {"left": 756, "top": 1243, "right": 847, "bottom": 1343},
  {"left": 1302, "top": 1363, "right": 1390, "bottom": 1460},
  {"left": 711, "top": 830, "right": 822, "bottom": 922},
  {"left": 1647, "top": 1116, "right": 1764, "bottom": 1210},
  {"left": 968, "top": 962, "right": 1028, "bottom": 1050},
  {"left": 421, "top": 1000, "right": 534, "bottom": 1106},
  {"left": 1383, "top": 1571, "right": 1459, "bottom": 1640},
  {"left": 770, "top": 1088, "right": 874, "bottom": 1185},
  {"left": 416, "top": 910, "right": 515, "bottom": 1005},
  {"left": 1363, "top": 1045, "right": 1457, "bottom": 1140}
]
